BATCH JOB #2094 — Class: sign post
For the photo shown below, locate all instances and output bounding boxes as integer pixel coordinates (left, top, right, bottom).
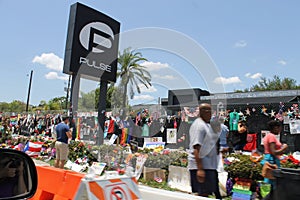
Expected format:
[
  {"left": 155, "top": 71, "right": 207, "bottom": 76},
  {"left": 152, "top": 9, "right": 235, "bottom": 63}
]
[
  {"left": 63, "top": 2, "right": 120, "bottom": 145},
  {"left": 97, "top": 80, "right": 108, "bottom": 145}
]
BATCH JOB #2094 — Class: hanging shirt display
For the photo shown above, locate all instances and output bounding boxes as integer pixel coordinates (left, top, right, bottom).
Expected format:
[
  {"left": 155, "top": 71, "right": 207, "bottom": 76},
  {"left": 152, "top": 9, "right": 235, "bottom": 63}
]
[
  {"left": 141, "top": 118, "right": 150, "bottom": 137},
  {"left": 229, "top": 111, "right": 239, "bottom": 131},
  {"left": 243, "top": 133, "right": 257, "bottom": 151}
]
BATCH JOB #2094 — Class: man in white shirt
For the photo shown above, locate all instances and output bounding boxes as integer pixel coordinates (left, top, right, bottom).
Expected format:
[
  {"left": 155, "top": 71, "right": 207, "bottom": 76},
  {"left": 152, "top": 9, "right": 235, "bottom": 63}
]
[{"left": 188, "top": 103, "right": 222, "bottom": 199}]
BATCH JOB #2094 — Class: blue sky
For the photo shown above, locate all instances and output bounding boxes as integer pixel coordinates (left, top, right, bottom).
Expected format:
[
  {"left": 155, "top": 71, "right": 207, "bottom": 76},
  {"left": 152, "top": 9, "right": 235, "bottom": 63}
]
[{"left": 0, "top": 0, "right": 299, "bottom": 106}]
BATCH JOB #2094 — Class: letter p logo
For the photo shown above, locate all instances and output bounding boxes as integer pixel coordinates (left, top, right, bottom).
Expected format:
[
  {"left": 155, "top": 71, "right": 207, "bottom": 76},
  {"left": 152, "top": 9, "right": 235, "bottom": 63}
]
[{"left": 79, "top": 22, "right": 114, "bottom": 53}]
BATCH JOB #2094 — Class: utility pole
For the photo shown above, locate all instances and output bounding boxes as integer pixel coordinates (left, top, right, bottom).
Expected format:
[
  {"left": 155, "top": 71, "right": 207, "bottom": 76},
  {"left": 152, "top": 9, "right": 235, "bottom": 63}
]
[{"left": 26, "top": 70, "right": 33, "bottom": 112}]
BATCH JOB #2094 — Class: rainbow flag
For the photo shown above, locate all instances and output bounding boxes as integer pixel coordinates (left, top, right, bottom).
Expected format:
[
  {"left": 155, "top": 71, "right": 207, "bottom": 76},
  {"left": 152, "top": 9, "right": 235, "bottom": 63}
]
[
  {"left": 120, "top": 128, "right": 129, "bottom": 145},
  {"left": 10, "top": 115, "right": 18, "bottom": 126}
]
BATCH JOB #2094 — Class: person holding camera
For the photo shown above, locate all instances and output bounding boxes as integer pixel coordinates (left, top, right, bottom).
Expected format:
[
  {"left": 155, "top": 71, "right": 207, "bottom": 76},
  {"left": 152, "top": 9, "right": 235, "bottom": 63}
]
[{"left": 0, "top": 157, "right": 27, "bottom": 198}]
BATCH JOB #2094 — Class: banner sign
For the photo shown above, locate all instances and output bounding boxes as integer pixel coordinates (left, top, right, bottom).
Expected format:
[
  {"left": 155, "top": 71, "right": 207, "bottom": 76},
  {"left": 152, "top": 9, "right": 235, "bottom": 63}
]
[
  {"left": 143, "top": 141, "right": 165, "bottom": 149},
  {"left": 63, "top": 2, "right": 120, "bottom": 82},
  {"left": 144, "top": 137, "right": 163, "bottom": 143}
]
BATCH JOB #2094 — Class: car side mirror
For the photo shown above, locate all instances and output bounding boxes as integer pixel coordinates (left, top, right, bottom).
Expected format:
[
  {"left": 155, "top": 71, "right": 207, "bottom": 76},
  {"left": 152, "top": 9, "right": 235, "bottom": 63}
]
[{"left": 0, "top": 149, "right": 37, "bottom": 200}]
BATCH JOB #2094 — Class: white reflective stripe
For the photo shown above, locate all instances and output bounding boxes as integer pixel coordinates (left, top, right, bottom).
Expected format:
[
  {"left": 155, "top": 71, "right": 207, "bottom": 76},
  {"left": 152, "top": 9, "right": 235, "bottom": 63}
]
[{"left": 75, "top": 176, "right": 142, "bottom": 200}]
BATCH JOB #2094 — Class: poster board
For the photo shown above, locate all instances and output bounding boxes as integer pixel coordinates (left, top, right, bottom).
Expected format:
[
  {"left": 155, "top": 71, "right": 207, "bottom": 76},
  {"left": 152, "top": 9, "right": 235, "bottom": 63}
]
[
  {"left": 90, "top": 162, "right": 106, "bottom": 175},
  {"left": 134, "top": 154, "right": 148, "bottom": 180},
  {"left": 167, "top": 128, "right": 177, "bottom": 144},
  {"left": 289, "top": 120, "right": 300, "bottom": 134}
]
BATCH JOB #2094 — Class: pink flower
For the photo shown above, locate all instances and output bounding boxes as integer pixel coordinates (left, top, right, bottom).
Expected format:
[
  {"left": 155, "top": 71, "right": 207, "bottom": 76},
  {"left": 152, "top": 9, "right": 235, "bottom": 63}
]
[{"left": 163, "top": 150, "right": 170, "bottom": 155}]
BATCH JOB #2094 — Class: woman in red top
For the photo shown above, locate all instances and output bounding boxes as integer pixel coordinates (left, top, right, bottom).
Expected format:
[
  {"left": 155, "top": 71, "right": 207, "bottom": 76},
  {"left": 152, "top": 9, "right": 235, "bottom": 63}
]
[{"left": 262, "top": 120, "right": 288, "bottom": 200}]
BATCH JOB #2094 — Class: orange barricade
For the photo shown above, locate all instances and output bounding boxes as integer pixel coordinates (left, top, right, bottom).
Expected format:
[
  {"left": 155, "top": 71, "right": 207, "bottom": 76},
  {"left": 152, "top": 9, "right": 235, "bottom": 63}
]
[
  {"left": 29, "top": 166, "right": 85, "bottom": 200},
  {"left": 74, "top": 176, "right": 142, "bottom": 200}
]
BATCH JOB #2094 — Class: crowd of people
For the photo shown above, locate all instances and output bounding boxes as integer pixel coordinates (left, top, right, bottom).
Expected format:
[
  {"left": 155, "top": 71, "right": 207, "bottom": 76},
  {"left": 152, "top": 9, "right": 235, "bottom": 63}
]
[
  {"left": 0, "top": 113, "right": 63, "bottom": 138},
  {"left": 0, "top": 105, "right": 296, "bottom": 199}
]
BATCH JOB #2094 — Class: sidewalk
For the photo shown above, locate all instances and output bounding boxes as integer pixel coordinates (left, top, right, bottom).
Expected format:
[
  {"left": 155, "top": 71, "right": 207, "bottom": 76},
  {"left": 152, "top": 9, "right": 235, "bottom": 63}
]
[
  {"left": 33, "top": 158, "right": 50, "bottom": 166},
  {"left": 32, "top": 159, "right": 218, "bottom": 199},
  {"left": 139, "top": 185, "right": 215, "bottom": 200}
]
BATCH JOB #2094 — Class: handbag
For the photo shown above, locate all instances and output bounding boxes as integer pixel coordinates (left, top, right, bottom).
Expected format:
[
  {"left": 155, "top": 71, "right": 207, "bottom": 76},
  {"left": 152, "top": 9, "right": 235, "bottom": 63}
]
[{"left": 262, "top": 161, "right": 278, "bottom": 179}]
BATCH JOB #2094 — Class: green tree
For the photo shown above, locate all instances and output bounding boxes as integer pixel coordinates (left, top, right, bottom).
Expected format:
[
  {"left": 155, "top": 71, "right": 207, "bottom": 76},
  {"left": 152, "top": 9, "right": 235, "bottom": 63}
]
[
  {"left": 236, "top": 75, "right": 300, "bottom": 92},
  {"left": 78, "top": 90, "right": 96, "bottom": 111},
  {"left": 110, "top": 85, "right": 126, "bottom": 110},
  {"left": 51, "top": 96, "right": 67, "bottom": 110},
  {"left": 48, "top": 100, "right": 61, "bottom": 111},
  {"left": 0, "top": 102, "right": 10, "bottom": 111},
  {"left": 95, "top": 84, "right": 121, "bottom": 110},
  {"left": 32, "top": 100, "right": 48, "bottom": 111},
  {"left": 38, "top": 100, "right": 47, "bottom": 108},
  {"left": 281, "top": 77, "right": 299, "bottom": 90},
  {"left": 118, "top": 48, "right": 151, "bottom": 108},
  {"left": 106, "top": 85, "right": 115, "bottom": 109},
  {"left": 9, "top": 100, "right": 26, "bottom": 112}
]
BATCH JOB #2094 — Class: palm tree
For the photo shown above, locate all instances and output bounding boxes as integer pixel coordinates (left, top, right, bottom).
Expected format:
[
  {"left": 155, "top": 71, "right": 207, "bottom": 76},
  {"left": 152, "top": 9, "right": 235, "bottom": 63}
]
[{"left": 117, "top": 47, "right": 152, "bottom": 108}]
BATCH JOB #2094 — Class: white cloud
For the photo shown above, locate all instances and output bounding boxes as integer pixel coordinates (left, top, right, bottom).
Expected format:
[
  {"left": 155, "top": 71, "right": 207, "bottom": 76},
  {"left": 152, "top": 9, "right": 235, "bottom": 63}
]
[
  {"left": 245, "top": 72, "right": 262, "bottom": 79},
  {"left": 139, "top": 84, "right": 157, "bottom": 93},
  {"left": 214, "top": 76, "right": 242, "bottom": 84},
  {"left": 32, "top": 53, "right": 63, "bottom": 71},
  {"left": 132, "top": 94, "right": 155, "bottom": 101},
  {"left": 45, "top": 72, "right": 68, "bottom": 80},
  {"left": 153, "top": 74, "right": 176, "bottom": 80},
  {"left": 140, "top": 61, "right": 177, "bottom": 81},
  {"left": 140, "top": 61, "right": 170, "bottom": 71},
  {"left": 234, "top": 40, "right": 247, "bottom": 48},
  {"left": 278, "top": 60, "right": 287, "bottom": 66}
]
